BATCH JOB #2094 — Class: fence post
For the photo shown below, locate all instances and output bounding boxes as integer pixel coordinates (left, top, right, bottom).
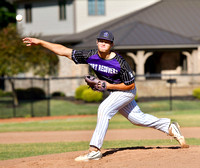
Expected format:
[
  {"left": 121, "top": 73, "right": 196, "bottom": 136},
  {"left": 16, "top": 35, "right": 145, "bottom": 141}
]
[
  {"left": 47, "top": 78, "right": 50, "bottom": 116},
  {"left": 12, "top": 78, "right": 16, "bottom": 117},
  {"left": 167, "top": 79, "right": 176, "bottom": 111},
  {"left": 13, "top": 103, "right": 16, "bottom": 117},
  {"left": 30, "top": 78, "right": 34, "bottom": 117}
]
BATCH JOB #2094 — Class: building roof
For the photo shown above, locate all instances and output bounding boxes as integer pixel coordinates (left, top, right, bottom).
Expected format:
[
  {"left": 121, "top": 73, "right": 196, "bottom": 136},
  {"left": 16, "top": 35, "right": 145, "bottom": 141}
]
[
  {"left": 43, "top": 0, "right": 200, "bottom": 49},
  {"left": 75, "top": 21, "right": 198, "bottom": 50}
]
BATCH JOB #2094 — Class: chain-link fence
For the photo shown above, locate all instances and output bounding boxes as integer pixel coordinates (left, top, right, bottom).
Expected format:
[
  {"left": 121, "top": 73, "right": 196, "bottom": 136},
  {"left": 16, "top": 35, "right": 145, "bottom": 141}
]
[
  {"left": 0, "top": 74, "right": 200, "bottom": 118},
  {"left": 0, "top": 77, "right": 50, "bottom": 118}
]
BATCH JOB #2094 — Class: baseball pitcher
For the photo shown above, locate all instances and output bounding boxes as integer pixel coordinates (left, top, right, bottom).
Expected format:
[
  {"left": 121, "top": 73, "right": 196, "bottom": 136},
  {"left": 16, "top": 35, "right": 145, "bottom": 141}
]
[{"left": 23, "top": 30, "right": 189, "bottom": 162}]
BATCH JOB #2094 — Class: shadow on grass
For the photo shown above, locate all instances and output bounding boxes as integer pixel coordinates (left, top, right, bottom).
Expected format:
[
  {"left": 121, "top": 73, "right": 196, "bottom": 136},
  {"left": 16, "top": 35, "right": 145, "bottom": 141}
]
[{"left": 102, "top": 146, "right": 180, "bottom": 157}]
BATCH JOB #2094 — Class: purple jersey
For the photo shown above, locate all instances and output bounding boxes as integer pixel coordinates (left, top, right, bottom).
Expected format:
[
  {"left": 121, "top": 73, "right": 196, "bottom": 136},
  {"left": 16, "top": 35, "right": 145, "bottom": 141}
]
[{"left": 71, "top": 49, "right": 135, "bottom": 85}]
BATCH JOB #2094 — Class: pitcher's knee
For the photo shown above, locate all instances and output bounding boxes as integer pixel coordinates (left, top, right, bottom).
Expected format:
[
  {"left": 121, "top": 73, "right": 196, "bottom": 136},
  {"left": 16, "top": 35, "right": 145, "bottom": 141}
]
[
  {"left": 98, "top": 106, "right": 108, "bottom": 118},
  {"left": 98, "top": 105, "right": 116, "bottom": 120}
]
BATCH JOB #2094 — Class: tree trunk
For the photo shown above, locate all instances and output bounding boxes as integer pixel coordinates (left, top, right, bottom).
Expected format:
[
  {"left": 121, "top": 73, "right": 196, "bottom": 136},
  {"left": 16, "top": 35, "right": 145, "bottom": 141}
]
[{"left": 8, "top": 78, "right": 19, "bottom": 107}]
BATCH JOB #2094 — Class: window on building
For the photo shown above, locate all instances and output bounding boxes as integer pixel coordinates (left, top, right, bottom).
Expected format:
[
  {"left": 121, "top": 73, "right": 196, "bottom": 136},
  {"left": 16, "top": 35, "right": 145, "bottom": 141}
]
[
  {"left": 59, "top": 0, "right": 66, "bottom": 20},
  {"left": 25, "top": 4, "right": 32, "bottom": 23},
  {"left": 88, "top": 0, "right": 105, "bottom": 16}
]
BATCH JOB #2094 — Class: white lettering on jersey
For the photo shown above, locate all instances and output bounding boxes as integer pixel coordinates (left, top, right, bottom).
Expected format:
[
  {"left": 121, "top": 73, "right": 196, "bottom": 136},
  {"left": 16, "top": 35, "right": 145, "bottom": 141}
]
[
  {"left": 89, "top": 63, "right": 98, "bottom": 70},
  {"left": 89, "top": 63, "right": 118, "bottom": 74}
]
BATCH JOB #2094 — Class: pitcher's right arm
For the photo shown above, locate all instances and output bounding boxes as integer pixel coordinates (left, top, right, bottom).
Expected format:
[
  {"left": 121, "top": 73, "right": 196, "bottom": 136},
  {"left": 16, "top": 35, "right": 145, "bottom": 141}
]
[{"left": 23, "top": 37, "right": 73, "bottom": 60}]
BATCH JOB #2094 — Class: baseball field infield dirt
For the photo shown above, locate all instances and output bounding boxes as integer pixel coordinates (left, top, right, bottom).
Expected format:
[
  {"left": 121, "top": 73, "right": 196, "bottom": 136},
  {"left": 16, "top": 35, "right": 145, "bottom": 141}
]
[{"left": 0, "top": 116, "right": 199, "bottom": 168}]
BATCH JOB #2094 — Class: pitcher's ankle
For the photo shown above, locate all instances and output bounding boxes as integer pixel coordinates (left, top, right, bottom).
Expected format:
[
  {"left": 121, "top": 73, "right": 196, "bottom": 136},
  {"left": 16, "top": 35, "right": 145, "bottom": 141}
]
[{"left": 89, "top": 145, "right": 99, "bottom": 152}]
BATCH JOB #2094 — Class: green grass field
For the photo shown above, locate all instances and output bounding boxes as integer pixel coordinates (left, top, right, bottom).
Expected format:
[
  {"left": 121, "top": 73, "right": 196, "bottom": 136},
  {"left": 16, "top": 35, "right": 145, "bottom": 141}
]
[
  {"left": 0, "top": 107, "right": 200, "bottom": 132},
  {"left": 1, "top": 98, "right": 200, "bottom": 118},
  {"left": 0, "top": 99, "right": 200, "bottom": 160}
]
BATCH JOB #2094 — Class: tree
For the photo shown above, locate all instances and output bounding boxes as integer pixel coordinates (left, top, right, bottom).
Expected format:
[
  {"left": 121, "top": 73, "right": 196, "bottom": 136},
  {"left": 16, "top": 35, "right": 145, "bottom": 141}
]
[
  {"left": 0, "top": 0, "right": 16, "bottom": 29},
  {"left": 0, "top": 24, "right": 59, "bottom": 106}
]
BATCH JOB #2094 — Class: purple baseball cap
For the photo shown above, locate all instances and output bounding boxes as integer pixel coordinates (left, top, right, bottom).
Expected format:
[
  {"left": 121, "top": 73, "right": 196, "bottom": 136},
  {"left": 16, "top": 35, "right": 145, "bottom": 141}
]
[{"left": 97, "top": 30, "right": 114, "bottom": 42}]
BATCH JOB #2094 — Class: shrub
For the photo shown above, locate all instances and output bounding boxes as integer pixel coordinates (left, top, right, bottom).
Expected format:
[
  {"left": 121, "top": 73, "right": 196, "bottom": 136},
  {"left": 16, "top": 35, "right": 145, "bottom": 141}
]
[
  {"left": 82, "top": 88, "right": 103, "bottom": 102},
  {"left": 0, "top": 89, "right": 12, "bottom": 97},
  {"left": 135, "top": 93, "right": 138, "bottom": 102},
  {"left": 16, "top": 89, "right": 27, "bottom": 99},
  {"left": 193, "top": 88, "right": 200, "bottom": 99},
  {"left": 0, "top": 89, "right": 4, "bottom": 97},
  {"left": 3, "top": 91, "right": 12, "bottom": 97},
  {"left": 16, "top": 87, "right": 45, "bottom": 100},
  {"left": 51, "top": 91, "right": 65, "bottom": 97},
  {"left": 26, "top": 87, "right": 45, "bottom": 99},
  {"left": 75, "top": 85, "right": 88, "bottom": 99}
]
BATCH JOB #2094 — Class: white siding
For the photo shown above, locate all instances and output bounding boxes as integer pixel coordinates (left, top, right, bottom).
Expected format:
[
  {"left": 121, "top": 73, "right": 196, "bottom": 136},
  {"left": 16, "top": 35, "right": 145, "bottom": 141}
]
[
  {"left": 17, "top": 0, "right": 74, "bottom": 36},
  {"left": 75, "top": 0, "right": 160, "bottom": 33},
  {"left": 17, "top": 0, "right": 160, "bottom": 36}
]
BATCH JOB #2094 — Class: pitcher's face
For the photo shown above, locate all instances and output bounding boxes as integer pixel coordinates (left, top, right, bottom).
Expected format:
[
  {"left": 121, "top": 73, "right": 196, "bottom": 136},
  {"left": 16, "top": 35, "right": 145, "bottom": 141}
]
[{"left": 97, "top": 39, "right": 113, "bottom": 53}]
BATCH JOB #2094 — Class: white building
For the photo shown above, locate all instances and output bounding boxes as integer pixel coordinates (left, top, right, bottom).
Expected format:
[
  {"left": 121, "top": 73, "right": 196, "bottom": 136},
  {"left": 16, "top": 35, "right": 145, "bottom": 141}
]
[
  {"left": 15, "top": 0, "right": 159, "bottom": 36},
  {"left": 12, "top": 0, "right": 200, "bottom": 97}
]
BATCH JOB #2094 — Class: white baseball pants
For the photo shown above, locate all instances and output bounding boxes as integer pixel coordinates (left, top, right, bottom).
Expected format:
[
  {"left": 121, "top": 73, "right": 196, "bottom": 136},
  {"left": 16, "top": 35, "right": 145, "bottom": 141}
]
[{"left": 90, "top": 87, "right": 171, "bottom": 149}]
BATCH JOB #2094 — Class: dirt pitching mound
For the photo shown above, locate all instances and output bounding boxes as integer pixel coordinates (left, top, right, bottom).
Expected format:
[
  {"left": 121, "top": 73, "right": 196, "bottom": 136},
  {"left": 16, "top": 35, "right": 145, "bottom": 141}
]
[{"left": 0, "top": 146, "right": 199, "bottom": 168}]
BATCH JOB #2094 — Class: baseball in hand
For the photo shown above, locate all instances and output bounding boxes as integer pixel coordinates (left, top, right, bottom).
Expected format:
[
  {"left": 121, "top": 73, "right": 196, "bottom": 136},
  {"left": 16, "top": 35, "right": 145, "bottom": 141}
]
[{"left": 16, "top": 14, "right": 23, "bottom": 22}]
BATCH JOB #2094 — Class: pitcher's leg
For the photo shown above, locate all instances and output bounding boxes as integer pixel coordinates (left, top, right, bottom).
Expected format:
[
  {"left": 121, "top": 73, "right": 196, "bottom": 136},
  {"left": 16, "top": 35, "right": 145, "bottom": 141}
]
[
  {"left": 119, "top": 100, "right": 171, "bottom": 134},
  {"left": 90, "top": 91, "right": 135, "bottom": 149}
]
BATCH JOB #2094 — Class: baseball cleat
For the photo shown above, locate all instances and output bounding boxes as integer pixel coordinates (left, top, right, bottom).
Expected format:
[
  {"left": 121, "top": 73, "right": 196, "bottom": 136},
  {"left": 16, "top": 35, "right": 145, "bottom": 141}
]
[
  {"left": 168, "top": 122, "right": 189, "bottom": 148},
  {"left": 75, "top": 150, "right": 102, "bottom": 162}
]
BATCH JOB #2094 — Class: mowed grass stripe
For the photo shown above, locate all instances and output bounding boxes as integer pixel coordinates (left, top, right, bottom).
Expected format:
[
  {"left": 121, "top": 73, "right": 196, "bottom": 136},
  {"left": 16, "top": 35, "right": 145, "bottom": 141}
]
[{"left": 0, "top": 110, "right": 200, "bottom": 132}]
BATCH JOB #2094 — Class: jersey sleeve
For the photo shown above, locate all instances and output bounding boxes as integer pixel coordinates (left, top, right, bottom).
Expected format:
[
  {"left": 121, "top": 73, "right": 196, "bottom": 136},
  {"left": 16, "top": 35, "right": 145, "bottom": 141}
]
[
  {"left": 119, "top": 61, "right": 135, "bottom": 85},
  {"left": 71, "top": 50, "right": 89, "bottom": 64},
  {"left": 71, "top": 49, "right": 98, "bottom": 64}
]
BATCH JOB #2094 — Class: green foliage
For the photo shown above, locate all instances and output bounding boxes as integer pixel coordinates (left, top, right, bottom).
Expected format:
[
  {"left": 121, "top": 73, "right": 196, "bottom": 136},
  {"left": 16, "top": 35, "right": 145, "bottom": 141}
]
[
  {"left": 26, "top": 87, "right": 45, "bottom": 99},
  {"left": 0, "top": 0, "right": 16, "bottom": 29},
  {"left": 0, "top": 89, "right": 5, "bottom": 97},
  {"left": 75, "top": 85, "right": 103, "bottom": 102},
  {"left": 51, "top": 91, "right": 65, "bottom": 97},
  {"left": 82, "top": 88, "right": 103, "bottom": 102},
  {"left": 15, "top": 89, "right": 25, "bottom": 99},
  {"left": 75, "top": 85, "right": 88, "bottom": 99},
  {"left": 135, "top": 93, "right": 138, "bottom": 101},
  {"left": 0, "top": 89, "right": 12, "bottom": 97},
  {"left": 0, "top": 23, "right": 59, "bottom": 106},
  {"left": 193, "top": 88, "right": 200, "bottom": 99},
  {"left": 16, "top": 87, "right": 45, "bottom": 100},
  {"left": 0, "top": 23, "right": 59, "bottom": 77}
]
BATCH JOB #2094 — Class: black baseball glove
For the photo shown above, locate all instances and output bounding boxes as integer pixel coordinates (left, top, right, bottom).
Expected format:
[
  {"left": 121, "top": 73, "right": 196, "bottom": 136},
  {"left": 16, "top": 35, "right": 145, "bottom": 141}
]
[{"left": 84, "top": 75, "right": 107, "bottom": 92}]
